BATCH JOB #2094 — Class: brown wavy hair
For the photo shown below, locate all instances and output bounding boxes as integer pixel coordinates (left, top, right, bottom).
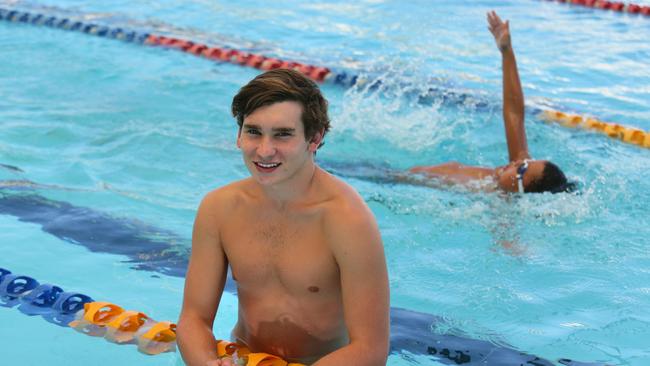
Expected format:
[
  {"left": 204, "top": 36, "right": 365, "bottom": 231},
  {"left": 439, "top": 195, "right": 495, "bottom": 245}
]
[{"left": 231, "top": 69, "right": 330, "bottom": 149}]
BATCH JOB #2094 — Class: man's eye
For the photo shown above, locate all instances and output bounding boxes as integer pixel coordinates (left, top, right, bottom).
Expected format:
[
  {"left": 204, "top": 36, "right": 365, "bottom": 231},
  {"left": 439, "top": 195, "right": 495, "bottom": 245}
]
[
  {"left": 246, "top": 129, "right": 261, "bottom": 135},
  {"left": 276, "top": 132, "right": 292, "bottom": 137}
]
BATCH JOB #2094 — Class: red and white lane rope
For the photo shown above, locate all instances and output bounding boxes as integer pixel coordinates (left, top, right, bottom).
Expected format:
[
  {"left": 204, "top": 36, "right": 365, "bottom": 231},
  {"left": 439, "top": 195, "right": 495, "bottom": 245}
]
[{"left": 542, "top": 0, "right": 650, "bottom": 16}]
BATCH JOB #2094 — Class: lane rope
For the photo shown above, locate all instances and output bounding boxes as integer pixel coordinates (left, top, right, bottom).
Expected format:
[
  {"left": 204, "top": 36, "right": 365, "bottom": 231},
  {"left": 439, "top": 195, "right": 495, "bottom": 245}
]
[
  {"left": 0, "top": 7, "right": 361, "bottom": 87},
  {"left": 539, "top": 110, "right": 650, "bottom": 148},
  {"left": 0, "top": 267, "right": 92, "bottom": 322},
  {"left": 0, "top": 267, "right": 175, "bottom": 356},
  {"left": 540, "top": 0, "right": 650, "bottom": 16},
  {"left": 1, "top": 6, "right": 649, "bottom": 150},
  {"left": 0, "top": 268, "right": 305, "bottom": 365}
]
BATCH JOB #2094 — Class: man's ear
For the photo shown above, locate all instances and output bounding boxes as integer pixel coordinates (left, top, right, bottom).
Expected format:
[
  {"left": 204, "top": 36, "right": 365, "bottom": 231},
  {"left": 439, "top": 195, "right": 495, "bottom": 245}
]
[
  {"left": 308, "top": 131, "right": 323, "bottom": 152},
  {"left": 236, "top": 128, "right": 242, "bottom": 148}
]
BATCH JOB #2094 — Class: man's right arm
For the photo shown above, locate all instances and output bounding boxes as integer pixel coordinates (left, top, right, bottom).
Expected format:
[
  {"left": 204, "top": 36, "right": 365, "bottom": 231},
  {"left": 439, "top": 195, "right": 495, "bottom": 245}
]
[
  {"left": 488, "top": 11, "right": 530, "bottom": 162},
  {"left": 177, "top": 190, "right": 229, "bottom": 366}
]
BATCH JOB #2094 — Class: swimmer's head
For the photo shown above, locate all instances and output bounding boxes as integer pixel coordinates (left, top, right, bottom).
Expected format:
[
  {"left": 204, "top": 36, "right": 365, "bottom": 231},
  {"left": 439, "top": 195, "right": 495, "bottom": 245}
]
[
  {"left": 497, "top": 160, "right": 574, "bottom": 194},
  {"left": 231, "top": 69, "right": 330, "bottom": 149}
]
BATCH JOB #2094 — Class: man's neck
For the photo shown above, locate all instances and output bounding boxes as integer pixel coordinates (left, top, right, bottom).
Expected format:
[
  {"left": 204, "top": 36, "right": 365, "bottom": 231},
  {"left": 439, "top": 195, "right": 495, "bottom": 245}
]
[{"left": 259, "top": 159, "right": 319, "bottom": 209}]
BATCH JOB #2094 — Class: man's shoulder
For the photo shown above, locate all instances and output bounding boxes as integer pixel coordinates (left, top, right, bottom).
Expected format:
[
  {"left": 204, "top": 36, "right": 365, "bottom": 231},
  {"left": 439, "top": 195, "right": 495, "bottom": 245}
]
[
  {"left": 316, "top": 168, "right": 375, "bottom": 227},
  {"left": 314, "top": 168, "right": 382, "bottom": 252},
  {"left": 199, "top": 178, "right": 255, "bottom": 212}
]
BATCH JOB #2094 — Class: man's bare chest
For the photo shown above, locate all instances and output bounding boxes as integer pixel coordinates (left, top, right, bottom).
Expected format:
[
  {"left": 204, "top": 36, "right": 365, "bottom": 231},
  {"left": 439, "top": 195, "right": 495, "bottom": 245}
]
[{"left": 220, "top": 209, "right": 338, "bottom": 292}]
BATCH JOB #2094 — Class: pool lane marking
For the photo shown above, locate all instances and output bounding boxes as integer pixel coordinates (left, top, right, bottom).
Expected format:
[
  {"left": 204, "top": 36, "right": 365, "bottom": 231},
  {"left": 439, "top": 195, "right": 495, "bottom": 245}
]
[
  {"left": 0, "top": 267, "right": 177, "bottom": 355},
  {"left": 0, "top": 7, "right": 360, "bottom": 87},
  {"left": 539, "top": 110, "right": 650, "bottom": 149},
  {"left": 540, "top": 0, "right": 650, "bottom": 15},
  {"left": 144, "top": 34, "right": 333, "bottom": 83},
  {"left": 1, "top": 6, "right": 648, "bottom": 150}
]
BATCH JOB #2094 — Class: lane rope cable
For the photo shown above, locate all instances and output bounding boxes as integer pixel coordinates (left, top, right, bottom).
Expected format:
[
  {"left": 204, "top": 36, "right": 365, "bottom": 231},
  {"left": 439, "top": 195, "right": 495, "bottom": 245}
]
[
  {"left": 1, "top": 6, "right": 648, "bottom": 150},
  {"left": 0, "top": 268, "right": 305, "bottom": 365},
  {"left": 540, "top": 0, "right": 650, "bottom": 16}
]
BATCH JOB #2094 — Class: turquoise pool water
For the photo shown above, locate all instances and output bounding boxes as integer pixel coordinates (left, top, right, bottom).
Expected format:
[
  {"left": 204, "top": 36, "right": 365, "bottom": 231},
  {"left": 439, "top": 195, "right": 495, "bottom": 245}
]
[{"left": 1, "top": 0, "right": 650, "bottom": 365}]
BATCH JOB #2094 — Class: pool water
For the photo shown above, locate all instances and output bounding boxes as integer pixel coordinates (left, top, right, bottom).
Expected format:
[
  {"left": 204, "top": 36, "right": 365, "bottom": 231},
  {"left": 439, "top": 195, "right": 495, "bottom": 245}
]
[{"left": 1, "top": 0, "right": 650, "bottom": 365}]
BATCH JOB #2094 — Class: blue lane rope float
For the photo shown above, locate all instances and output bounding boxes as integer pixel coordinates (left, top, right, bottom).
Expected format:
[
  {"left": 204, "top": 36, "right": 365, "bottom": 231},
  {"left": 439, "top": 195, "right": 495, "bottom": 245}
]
[
  {"left": 19, "top": 284, "right": 64, "bottom": 314},
  {"left": 0, "top": 273, "right": 40, "bottom": 308},
  {"left": 1, "top": 6, "right": 648, "bottom": 150},
  {"left": 0, "top": 268, "right": 92, "bottom": 320}
]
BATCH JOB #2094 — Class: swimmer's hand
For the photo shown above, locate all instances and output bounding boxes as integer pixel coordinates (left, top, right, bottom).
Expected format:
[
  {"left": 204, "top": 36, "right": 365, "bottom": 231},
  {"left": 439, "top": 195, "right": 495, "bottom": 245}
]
[{"left": 487, "top": 10, "right": 511, "bottom": 53}]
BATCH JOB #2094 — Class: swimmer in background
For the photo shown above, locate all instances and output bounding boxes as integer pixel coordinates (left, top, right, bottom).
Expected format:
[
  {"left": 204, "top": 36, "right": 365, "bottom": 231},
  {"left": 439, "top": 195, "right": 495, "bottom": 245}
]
[
  {"left": 408, "top": 11, "right": 573, "bottom": 194},
  {"left": 176, "top": 69, "right": 390, "bottom": 365}
]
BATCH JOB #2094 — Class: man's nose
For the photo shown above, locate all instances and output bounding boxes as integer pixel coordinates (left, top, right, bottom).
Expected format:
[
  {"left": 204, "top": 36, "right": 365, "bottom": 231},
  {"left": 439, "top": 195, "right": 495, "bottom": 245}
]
[{"left": 257, "top": 137, "right": 276, "bottom": 157}]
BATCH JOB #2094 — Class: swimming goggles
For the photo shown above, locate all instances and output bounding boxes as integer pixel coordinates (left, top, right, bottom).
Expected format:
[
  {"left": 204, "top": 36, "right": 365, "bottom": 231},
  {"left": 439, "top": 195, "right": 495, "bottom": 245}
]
[{"left": 516, "top": 160, "right": 530, "bottom": 193}]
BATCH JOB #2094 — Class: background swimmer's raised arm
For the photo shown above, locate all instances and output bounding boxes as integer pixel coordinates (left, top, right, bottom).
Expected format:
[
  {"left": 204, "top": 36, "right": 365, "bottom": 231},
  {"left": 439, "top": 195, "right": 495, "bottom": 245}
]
[
  {"left": 403, "top": 12, "right": 573, "bottom": 193},
  {"left": 488, "top": 11, "right": 530, "bottom": 162}
]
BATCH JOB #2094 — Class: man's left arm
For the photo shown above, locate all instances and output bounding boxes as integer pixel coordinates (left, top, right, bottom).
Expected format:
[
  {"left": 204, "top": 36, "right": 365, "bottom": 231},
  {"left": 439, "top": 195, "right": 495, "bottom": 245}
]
[{"left": 314, "top": 198, "right": 390, "bottom": 366}]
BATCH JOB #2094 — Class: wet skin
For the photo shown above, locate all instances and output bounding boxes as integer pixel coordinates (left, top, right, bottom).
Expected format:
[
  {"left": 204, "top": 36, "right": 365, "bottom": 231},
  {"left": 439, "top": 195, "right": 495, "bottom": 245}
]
[
  {"left": 407, "top": 159, "right": 547, "bottom": 193},
  {"left": 495, "top": 159, "right": 546, "bottom": 193},
  {"left": 233, "top": 102, "right": 350, "bottom": 362},
  {"left": 224, "top": 184, "right": 350, "bottom": 363},
  {"left": 179, "top": 100, "right": 389, "bottom": 366}
]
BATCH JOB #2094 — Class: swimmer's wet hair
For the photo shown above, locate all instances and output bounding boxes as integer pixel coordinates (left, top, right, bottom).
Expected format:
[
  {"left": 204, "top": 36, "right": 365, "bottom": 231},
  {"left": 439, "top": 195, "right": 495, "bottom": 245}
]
[
  {"left": 231, "top": 69, "right": 330, "bottom": 149},
  {"left": 526, "top": 161, "right": 576, "bottom": 194}
]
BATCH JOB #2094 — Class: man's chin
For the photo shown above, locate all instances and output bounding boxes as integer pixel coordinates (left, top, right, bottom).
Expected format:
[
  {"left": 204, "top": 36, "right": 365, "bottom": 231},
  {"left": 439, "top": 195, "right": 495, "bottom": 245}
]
[{"left": 252, "top": 174, "right": 280, "bottom": 186}]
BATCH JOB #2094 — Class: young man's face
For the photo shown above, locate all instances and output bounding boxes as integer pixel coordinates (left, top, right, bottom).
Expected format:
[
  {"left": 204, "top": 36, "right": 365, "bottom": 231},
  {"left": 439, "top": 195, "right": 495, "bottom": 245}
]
[{"left": 237, "top": 101, "right": 320, "bottom": 186}]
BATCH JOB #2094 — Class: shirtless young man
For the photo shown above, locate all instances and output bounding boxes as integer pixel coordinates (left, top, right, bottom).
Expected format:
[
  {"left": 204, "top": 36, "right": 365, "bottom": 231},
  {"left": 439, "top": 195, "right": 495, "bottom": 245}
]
[
  {"left": 176, "top": 69, "right": 390, "bottom": 366},
  {"left": 408, "top": 11, "right": 572, "bottom": 194}
]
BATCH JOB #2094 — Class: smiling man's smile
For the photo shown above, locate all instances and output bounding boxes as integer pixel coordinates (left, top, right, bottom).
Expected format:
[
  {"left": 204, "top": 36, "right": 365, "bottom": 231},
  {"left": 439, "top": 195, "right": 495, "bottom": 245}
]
[{"left": 254, "top": 162, "right": 282, "bottom": 172}]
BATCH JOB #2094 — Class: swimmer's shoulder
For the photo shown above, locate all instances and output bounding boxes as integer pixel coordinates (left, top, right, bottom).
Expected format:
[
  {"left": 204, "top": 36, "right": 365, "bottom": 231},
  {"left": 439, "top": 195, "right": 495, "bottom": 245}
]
[
  {"left": 315, "top": 167, "right": 377, "bottom": 228},
  {"left": 198, "top": 178, "right": 258, "bottom": 215},
  {"left": 313, "top": 168, "right": 382, "bottom": 256}
]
